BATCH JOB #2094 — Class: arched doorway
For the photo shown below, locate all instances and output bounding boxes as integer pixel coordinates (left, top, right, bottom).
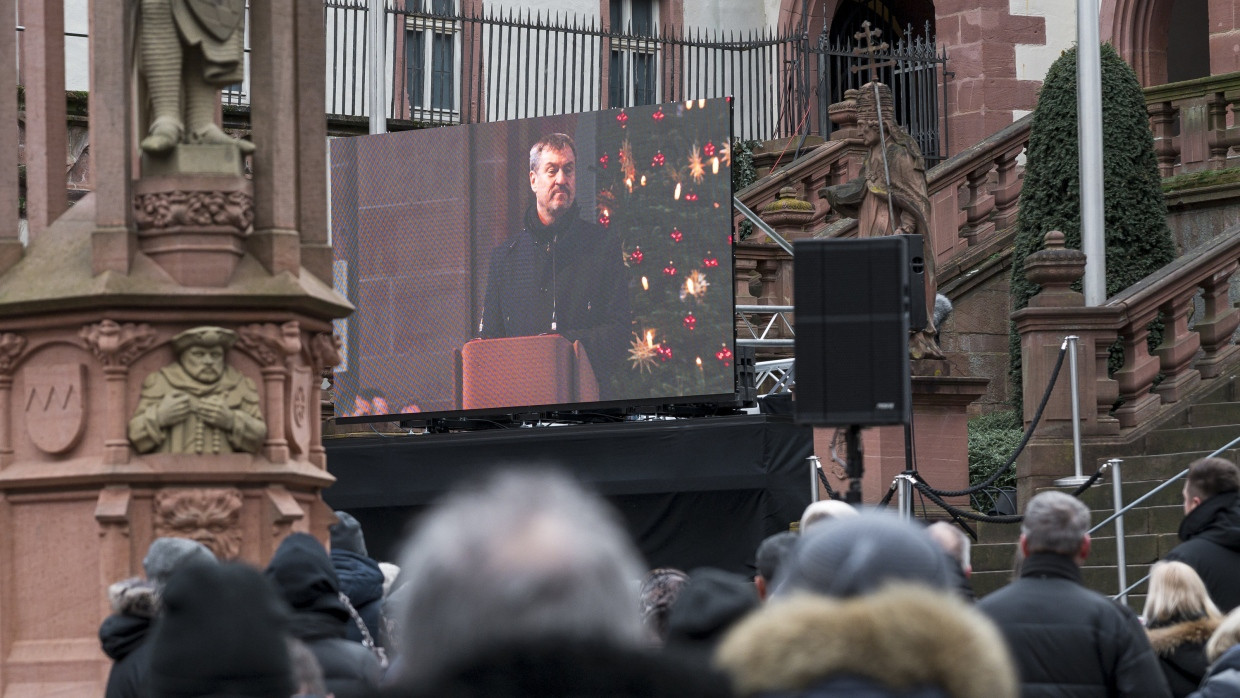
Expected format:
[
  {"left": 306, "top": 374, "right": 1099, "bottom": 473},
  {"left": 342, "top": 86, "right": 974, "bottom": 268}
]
[{"left": 1103, "top": 0, "right": 1208, "bottom": 86}]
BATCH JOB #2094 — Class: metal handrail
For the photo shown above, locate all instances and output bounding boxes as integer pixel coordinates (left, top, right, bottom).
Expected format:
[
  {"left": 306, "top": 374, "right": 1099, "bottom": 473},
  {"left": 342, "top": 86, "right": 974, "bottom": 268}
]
[{"left": 1089, "top": 432, "right": 1240, "bottom": 535}]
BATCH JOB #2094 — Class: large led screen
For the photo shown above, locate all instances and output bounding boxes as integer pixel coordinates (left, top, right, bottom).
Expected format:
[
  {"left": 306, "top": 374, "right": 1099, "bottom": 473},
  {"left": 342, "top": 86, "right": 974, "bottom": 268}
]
[{"left": 331, "top": 99, "right": 735, "bottom": 419}]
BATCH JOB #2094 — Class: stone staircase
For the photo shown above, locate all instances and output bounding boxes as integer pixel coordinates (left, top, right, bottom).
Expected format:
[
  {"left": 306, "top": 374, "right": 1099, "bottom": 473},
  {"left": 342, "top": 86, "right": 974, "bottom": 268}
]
[{"left": 970, "top": 376, "right": 1240, "bottom": 610}]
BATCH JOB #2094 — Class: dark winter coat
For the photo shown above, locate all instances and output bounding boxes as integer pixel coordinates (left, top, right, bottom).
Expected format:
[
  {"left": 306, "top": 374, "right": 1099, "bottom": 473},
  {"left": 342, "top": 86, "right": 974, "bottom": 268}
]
[
  {"left": 1165, "top": 492, "right": 1240, "bottom": 612},
  {"left": 98, "top": 579, "right": 158, "bottom": 698},
  {"left": 1147, "top": 616, "right": 1220, "bottom": 698},
  {"left": 267, "top": 533, "right": 382, "bottom": 698},
  {"left": 332, "top": 549, "right": 387, "bottom": 648},
  {"left": 715, "top": 585, "right": 1018, "bottom": 698},
  {"left": 479, "top": 205, "right": 631, "bottom": 397},
  {"left": 1189, "top": 644, "right": 1240, "bottom": 698},
  {"left": 977, "top": 553, "right": 1172, "bottom": 698}
]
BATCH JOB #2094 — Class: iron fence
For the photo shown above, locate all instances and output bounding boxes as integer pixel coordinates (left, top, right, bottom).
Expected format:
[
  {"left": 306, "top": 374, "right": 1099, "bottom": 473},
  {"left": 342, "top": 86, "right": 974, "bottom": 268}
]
[
  {"left": 812, "top": 22, "right": 949, "bottom": 162},
  {"left": 38, "top": 1, "right": 948, "bottom": 154}
]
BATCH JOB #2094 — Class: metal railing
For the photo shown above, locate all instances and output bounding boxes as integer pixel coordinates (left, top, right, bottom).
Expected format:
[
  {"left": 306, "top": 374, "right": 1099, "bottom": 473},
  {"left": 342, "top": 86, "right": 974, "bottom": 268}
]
[
  {"left": 754, "top": 358, "right": 794, "bottom": 395},
  {"left": 1092, "top": 433, "right": 1240, "bottom": 601}
]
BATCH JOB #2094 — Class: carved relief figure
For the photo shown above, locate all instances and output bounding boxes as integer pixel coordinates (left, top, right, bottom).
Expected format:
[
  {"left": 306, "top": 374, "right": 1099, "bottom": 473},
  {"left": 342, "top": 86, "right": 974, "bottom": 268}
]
[
  {"left": 129, "top": 327, "right": 266, "bottom": 454},
  {"left": 139, "top": 0, "right": 254, "bottom": 155},
  {"left": 153, "top": 487, "right": 244, "bottom": 559},
  {"left": 821, "top": 82, "right": 943, "bottom": 360}
]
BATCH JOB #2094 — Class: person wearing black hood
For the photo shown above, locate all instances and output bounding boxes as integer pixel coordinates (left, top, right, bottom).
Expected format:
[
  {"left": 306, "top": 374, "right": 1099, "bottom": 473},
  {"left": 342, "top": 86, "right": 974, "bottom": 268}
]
[
  {"left": 99, "top": 537, "right": 217, "bottom": 698},
  {"left": 330, "top": 510, "right": 387, "bottom": 649},
  {"left": 1165, "top": 457, "right": 1240, "bottom": 612},
  {"left": 265, "top": 532, "right": 382, "bottom": 698},
  {"left": 478, "top": 133, "right": 631, "bottom": 398}
]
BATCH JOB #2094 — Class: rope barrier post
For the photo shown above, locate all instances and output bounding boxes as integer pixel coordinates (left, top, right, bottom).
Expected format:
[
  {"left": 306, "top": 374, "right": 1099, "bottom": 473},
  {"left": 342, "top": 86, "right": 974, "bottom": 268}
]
[
  {"left": 809, "top": 455, "right": 822, "bottom": 503},
  {"left": 896, "top": 473, "right": 914, "bottom": 521},
  {"left": 1109, "top": 457, "right": 1128, "bottom": 605},
  {"left": 1055, "top": 335, "right": 1090, "bottom": 487}
]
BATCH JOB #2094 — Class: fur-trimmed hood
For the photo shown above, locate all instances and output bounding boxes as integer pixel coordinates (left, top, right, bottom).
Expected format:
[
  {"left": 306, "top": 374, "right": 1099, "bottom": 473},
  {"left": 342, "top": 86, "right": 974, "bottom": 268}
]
[
  {"left": 1147, "top": 617, "right": 1220, "bottom": 657},
  {"left": 108, "top": 577, "right": 159, "bottom": 618},
  {"left": 715, "top": 585, "right": 1017, "bottom": 698}
]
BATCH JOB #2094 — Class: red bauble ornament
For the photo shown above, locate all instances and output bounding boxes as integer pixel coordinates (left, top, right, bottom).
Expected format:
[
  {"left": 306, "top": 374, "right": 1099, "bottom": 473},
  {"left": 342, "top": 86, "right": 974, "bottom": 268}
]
[
  {"left": 652, "top": 109, "right": 665, "bottom": 121},
  {"left": 683, "top": 313, "right": 697, "bottom": 330},
  {"left": 715, "top": 345, "right": 733, "bottom": 367},
  {"left": 670, "top": 228, "right": 683, "bottom": 242},
  {"left": 598, "top": 214, "right": 610, "bottom": 227},
  {"left": 663, "top": 264, "right": 677, "bottom": 276},
  {"left": 702, "top": 256, "right": 719, "bottom": 268},
  {"left": 652, "top": 152, "right": 665, "bottom": 167},
  {"left": 657, "top": 344, "right": 673, "bottom": 361},
  {"left": 703, "top": 141, "right": 716, "bottom": 157},
  {"left": 616, "top": 111, "right": 628, "bottom": 124},
  {"left": 598, "top": 153, "right": 609, "bottom": 168},
  {"left": 685, "top": 193, "right": 699, "bottom": 202},
  {"left": 629, "top": 247, "right": 644, "bottom": 264}
]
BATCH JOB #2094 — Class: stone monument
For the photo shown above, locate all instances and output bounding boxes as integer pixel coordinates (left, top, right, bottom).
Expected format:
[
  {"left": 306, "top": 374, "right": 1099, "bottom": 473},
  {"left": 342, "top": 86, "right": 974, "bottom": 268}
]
[{"left": 0, "top": 2, "right": 349, "bottom": 693}]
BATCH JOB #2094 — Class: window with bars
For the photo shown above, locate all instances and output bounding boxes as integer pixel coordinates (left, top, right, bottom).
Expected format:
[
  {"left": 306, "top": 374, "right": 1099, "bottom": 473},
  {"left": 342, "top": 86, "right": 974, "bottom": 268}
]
[
  {"left": 608, "top": 0, "right": 658, "bottom": 108},
  {"left": 405, "top": 0, "right": 459, "bottom": 121}
]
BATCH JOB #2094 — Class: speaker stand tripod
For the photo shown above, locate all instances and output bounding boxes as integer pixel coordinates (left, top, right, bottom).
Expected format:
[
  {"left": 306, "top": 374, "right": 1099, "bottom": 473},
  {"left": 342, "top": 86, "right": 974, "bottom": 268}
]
[{"left": 845, "top": 424, "right": 864, "bottom": 504}]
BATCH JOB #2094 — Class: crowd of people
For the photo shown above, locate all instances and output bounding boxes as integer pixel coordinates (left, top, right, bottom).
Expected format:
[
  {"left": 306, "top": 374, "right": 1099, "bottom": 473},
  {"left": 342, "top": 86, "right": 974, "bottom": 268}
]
[{"left": 99, "top": 456, "right": 1240, "bottom": 697}]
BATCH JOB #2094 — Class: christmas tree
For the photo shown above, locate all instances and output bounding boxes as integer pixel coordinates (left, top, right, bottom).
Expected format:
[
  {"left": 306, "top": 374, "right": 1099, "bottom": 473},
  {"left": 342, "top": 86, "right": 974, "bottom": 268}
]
[{"left": 593, "top": 99, "right": 735, "bottom": 401}]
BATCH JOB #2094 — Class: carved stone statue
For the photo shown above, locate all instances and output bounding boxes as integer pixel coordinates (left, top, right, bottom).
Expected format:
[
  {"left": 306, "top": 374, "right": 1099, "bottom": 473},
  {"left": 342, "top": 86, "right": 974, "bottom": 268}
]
[
  {"left": 820, "top": 82, "right": 943, "bottom": 360},
  {"left": 129, "top": 326, "right": 266, "bottom": 454},
  {"left": 139, "top": 0, "right": 255, "bottom": 155}
]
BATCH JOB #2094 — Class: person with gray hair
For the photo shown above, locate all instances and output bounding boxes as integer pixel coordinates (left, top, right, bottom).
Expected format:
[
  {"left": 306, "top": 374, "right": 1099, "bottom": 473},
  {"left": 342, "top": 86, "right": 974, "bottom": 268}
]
[
  {"left": 926, "top": 521, "right": 975, "bottom": 601},
  {"left": 978, "top": 491, "right": 1171, "bottom": 697},
  {"left": 386, "top": 470, "right": 647, "bottom": 687},
  {"left": 100, "top": 538, "right": 218, "bottom": 698}
]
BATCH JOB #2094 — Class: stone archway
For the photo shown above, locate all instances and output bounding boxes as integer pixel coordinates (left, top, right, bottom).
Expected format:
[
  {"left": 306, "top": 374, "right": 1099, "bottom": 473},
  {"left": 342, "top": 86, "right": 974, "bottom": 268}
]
[{"left": 1102, "top": 0, "right": 1212, "bottom": 86}]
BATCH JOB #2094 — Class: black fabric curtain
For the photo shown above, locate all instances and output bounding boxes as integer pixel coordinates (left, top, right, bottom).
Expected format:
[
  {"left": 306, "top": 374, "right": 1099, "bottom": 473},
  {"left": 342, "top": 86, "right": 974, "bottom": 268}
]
[{"left": 323, "top": 414, "right": 813, "bottom": 574}]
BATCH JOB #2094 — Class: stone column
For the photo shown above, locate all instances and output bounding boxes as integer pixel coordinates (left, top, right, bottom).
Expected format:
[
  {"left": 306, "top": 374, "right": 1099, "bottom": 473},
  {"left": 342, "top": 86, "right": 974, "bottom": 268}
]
[
  {"left": 90, "top": 0, "right": 135, "bottom": 275},
  {"left": 237, "top": 322, "right": 302, "bottom": 464},
  {"left": 81, "top": 321, "right": 157, "bottom": 465},
  {"left": 249, "top": 0, "right": 302, "bottom": 276},
  {"left": 1013, "top": 231, "right": 1123, "bottom": 504},
  {"left": 22, "top": 0, "right": 68, "bottom": 238},
  {"left": 0, "top": 0, "right": 20, "bottom": 274}
]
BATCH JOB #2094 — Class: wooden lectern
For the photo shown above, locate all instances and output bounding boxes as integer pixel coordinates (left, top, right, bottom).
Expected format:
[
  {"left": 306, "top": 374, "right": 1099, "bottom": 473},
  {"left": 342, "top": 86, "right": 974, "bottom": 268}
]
[{"left": 456, "top": 335, "right": 600, "bottom": 410}]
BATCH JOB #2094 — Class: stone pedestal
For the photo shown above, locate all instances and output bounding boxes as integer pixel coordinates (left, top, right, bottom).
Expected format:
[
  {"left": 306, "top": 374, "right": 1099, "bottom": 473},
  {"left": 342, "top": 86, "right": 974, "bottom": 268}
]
[
  {"left": 0, "top": 196, "right": 351, "bottom": 695},
  {"left": 812, "top": 362, "right": 989, "bottom": 505}
]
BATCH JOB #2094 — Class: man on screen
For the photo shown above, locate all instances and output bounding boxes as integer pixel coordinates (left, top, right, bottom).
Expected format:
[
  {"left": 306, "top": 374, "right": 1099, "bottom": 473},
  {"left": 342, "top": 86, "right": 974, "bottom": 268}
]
[{"left": 479, "top": 133, "right": 631, "bottom": 399}]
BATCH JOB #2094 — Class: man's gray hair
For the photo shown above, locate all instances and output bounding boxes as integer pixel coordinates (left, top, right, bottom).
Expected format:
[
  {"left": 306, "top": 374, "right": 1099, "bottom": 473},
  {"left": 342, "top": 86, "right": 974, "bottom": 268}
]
[
  {"left": 392, "top": 469, "right": 645, "bottom": 684},
  {"left": 1021, "top": 491, "right": 1090, "bottom": 556},
  {"left": 530, "top": 133, "right": 576, "bottom": 172}
]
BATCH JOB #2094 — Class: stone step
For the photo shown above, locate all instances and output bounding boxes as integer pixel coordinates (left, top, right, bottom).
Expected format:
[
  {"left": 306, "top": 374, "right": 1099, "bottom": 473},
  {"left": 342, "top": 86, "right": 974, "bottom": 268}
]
[
  {"left": 1106, "top": 449, "right": 1240, "bottom": 482},
  {"left": 1184, "top": 402, "right": 1240, "bottom": 428},
  {"left": 1057, "top": 479, "right": 1183, "bottom": 511},
  {"left": 971, "top": 531, "right": 1170, "bottom": 572},
  {"left": 1143, "top": 425, "right": 1240, "bottom": 455}
]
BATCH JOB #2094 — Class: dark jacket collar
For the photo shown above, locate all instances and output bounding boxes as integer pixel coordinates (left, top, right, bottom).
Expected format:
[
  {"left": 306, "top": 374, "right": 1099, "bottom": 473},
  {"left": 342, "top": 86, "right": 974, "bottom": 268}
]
[
  {"left": 524, "top": 204, "right": 581, "bottom": 245},
  {"left": 1179, "top": 491, "right": 1240, "bottom": 547},
  {"left": 1018, "top": 552, "right": 1083, "bottom": 583}
]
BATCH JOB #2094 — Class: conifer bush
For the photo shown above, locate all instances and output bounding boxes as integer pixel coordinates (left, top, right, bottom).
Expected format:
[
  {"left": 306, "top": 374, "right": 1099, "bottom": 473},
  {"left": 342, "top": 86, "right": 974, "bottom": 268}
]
[{"left": 1007, "top": 43, "right": 1175, "bottom": 409}]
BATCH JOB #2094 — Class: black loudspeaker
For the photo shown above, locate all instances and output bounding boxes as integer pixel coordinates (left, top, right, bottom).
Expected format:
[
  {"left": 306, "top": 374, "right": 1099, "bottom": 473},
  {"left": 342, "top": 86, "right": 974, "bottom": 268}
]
[
  {"left": 901, "top": 234, "right": 927, "bottom": 331},
  {"left": 793, "top": 237, "right": 911, "bottom": 426}
]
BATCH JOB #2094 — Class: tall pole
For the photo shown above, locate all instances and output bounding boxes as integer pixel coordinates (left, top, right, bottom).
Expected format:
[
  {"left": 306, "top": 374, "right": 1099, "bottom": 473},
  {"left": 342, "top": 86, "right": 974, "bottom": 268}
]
[
  {"left": 368, "top": 0, "right": 388, "bottom": 134},
  {"left": 1078, "top": 0, "right": 1106, "bottom": 306}
]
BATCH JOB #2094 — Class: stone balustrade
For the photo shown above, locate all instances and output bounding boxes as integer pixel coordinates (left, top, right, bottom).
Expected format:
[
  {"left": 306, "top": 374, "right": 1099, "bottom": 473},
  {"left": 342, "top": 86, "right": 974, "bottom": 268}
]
[
  {"left": 1145, "top": 71, "right": 1240, "bottom": 176},
  {"left": 1014, "top": 227, "right": 1240, "bottom": 441}
]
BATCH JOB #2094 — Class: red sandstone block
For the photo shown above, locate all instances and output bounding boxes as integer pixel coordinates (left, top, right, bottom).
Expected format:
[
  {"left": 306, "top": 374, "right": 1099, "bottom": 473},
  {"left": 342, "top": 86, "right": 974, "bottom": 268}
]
[
  {"left": 1208, "top": 0, "right": 1236, "bottom": 31},
  {"left": 937, "top": 14, "right": 962, "bottom": 46},
  {"left": 980, "top": 13, "right": 1047, "bottom": 45},
  {"left": 1211, "top": 32, "right": 1240, "bottom": 73},
  {"left": 948, "top": 43, "right": 986, "bottom": 80},
  {"left": 953, "top": 77, "right": 986, "bottom": 112}
]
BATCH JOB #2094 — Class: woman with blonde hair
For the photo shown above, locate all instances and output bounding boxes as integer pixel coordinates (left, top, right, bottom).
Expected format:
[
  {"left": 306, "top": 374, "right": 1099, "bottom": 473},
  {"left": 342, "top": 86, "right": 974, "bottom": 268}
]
[
  {"left": 1143, "top": 561, "right": 1222, "bottom": 697},
  {"left": 1189, "top": 605, "right": 1240, "bottom": 697}
]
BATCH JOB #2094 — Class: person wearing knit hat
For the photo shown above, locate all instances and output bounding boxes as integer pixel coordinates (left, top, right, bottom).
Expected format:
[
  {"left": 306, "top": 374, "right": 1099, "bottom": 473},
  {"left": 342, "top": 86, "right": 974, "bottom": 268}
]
[
  {"left": 100, "top": 538, "right": 218, "bottom": 698},
  {"left": 147, "top": 562, "right": 294, "bottom": 698},
  {"left": 664, "top": 567, "right": 758, "bottom": 668},
  {"left": 329, "top": 511, "right": 387, "bottom": 650},
  {"left": 773, "top": 511, "right": 951, "bottom": 599}
]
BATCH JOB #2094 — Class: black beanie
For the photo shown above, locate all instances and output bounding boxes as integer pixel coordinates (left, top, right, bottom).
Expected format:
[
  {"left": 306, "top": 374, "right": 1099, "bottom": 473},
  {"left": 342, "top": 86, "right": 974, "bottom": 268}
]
[
  {"left": 329, "top": 510, "right": 368, "bottom": 556},
  {"left": 147, "top": 562, "right": 294, "bottom": 698}
]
